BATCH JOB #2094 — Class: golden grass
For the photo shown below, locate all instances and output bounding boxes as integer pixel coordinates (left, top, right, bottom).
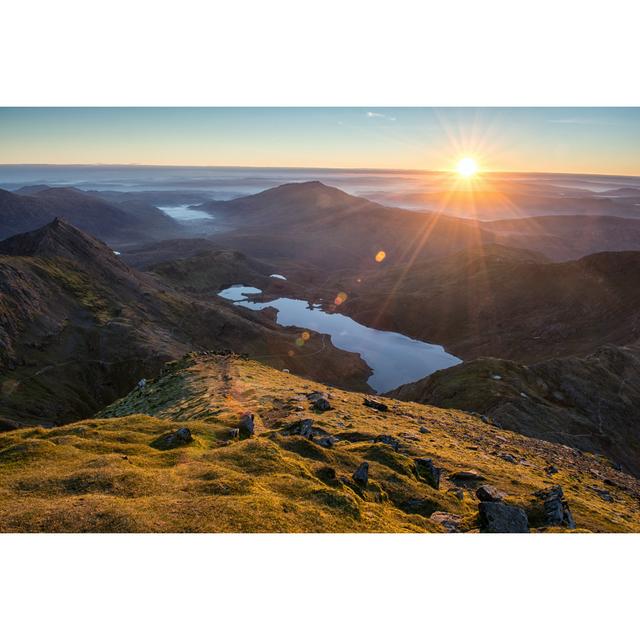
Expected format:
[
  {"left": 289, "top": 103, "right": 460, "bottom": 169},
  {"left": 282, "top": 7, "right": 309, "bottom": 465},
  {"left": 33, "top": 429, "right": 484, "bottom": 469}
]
[{"left": 1, "top": 354, "right": 639, "bottom": 533}]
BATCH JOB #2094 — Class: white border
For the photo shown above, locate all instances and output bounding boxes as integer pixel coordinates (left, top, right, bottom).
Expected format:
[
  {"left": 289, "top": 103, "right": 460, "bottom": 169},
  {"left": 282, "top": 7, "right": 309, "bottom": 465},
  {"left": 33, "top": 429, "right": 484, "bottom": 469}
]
[
  {"left": 2, "top": 2, "right": 640, "bottom": 637},
  {"left": 1, "top": 0, "right": 639, "bottom": 106}
]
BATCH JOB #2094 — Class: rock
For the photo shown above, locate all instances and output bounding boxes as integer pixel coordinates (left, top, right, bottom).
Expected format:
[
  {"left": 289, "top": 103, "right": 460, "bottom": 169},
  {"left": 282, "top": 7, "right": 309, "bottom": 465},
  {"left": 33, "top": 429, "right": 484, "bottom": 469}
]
[
  {"left": 375, "top": 434, "right": 400, "bottom": 451},
  {"left": 238, "top": 413, "right": 255, "bottom": 437},
  {"left": 476, "top": 485, "right": 505, "bottom": 502},
  {"left": 499, "top": 453, "right": 517, "bottom": 463},
  {"left": 363, "top": 398, "right": 389, "bottom": 412},
  {"left": 536, "top": 485, "right": 576, "bottom": 529},
  {"left": 447, "top": 488, "right": 464, "bottom": 500},
  {"left": 479, "top": 502, "right": 529, "bottom": 533},
  {"left": 175, "top": 428, "right": 192, "bottom": 442},
  {"left": 430, "top": 511, "right": 463, "bottom": 532},
  {"left": 228, "top": 428, "right": 240, "bottom": 438},
  {"left": 307, "top": 391, "right": 328, "bottom": 402},
  {"left": 352, "top": 462, "right": 369, "bottom": 488},
  {"left": 592, "top": 487, "right": 614, "bottom": 503},
  {"left": 400, "top": 498, "right": 439, "bottom": 517},
  {"left": 419, "top": 426, "right": 430, "bottom": 434},
  {"left": 317, "top": 436, "right": 338, "bottom": 448},
  {"left": 545, "top": 464, "right": 559, "bottom": 475},
  {"left": 152, "top": 427, "right": 193, "bottom": 449},
  {"left": 449, "top": 470, "right": 485, "bottom": 486},
  {"left": 415, "top": 458, "right": 440, "bottom": 489},
  {"left": 137, "top": 378, "right": 147, "bottom": 391},
  {"left": 313, "top": 397, "right": 332, "bottom": 412},
  {"left": 286, "top": 418, "right": 314, "bottom": 438}
]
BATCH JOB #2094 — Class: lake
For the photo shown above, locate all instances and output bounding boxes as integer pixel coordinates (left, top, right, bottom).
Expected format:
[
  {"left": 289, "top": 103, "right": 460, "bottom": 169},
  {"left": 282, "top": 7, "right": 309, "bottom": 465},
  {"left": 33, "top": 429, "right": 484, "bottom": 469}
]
[
  {"left": 218, "top": 284, "right": 461, "bottom": 393},
  {"left": 157, "top": 205, "right": 213, "bottom": 221}
]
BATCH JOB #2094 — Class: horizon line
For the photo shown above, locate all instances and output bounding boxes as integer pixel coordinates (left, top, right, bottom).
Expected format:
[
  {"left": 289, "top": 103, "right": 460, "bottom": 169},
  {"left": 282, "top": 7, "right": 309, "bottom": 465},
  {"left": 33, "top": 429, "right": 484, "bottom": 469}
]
[{"left": 0, "top": 163, "right": 639, "bottom": 180}]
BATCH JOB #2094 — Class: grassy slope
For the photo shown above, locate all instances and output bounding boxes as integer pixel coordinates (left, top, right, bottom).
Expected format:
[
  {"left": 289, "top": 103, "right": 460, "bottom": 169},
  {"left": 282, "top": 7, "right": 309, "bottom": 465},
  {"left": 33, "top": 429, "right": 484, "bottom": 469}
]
[{"left": 1, "top": 354, "right": 639, "bottom": 533}]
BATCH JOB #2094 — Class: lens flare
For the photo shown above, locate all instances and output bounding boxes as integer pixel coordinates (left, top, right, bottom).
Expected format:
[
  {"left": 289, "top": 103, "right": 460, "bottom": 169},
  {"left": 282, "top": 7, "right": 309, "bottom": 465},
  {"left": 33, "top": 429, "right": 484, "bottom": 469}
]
[{"left": 375, "top": 250, "right": 386, "bottom": 263}]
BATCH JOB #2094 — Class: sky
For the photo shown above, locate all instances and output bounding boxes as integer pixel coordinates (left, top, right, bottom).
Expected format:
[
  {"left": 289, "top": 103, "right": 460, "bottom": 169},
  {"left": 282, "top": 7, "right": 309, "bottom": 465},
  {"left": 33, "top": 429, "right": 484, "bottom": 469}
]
[{"left": 0, "top": 107, "right": 638, "bottom": 175}]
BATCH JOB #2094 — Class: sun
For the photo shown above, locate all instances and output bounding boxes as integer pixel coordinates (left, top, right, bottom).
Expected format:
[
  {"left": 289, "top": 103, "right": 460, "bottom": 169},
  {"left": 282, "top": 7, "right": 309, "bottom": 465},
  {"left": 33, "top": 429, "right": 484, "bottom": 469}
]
[{"left": 455, "top": 157, "right": 478, "bottom": 177}]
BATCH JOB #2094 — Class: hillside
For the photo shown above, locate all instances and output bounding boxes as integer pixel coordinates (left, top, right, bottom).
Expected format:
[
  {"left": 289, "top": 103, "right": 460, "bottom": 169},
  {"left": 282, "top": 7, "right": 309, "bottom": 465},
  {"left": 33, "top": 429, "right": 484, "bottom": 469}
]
[
  {"left": 1, "top": 353, "right": 638, "bottom": 532},
  {"left": 334, "top": 247, "right": 640, "bottom": 363},
  {"left": 485, "top": 214, "right": 640, "bottom": 260},
  {"left": 0, "top": 220, "right": 370, "bottom": 426},
  {"left": 389, "top": 345, "right": 640, "bottom": 476},
  {"left": 0, "top": 187, "right": 181, "bottom": 245}
]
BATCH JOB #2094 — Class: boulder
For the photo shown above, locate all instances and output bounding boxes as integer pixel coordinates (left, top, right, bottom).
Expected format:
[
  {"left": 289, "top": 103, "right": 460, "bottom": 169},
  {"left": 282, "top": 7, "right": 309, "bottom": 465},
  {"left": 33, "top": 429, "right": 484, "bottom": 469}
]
[
  {"left": 537, "top": 485, "right": 576, "bottom": 529},
  {"left": 238, "top": 413, "right": 255, "bottom": 437},
  {"left": 363, "top": 398, "right": 389, "bottom": 412},
  {"left": 152, "top": 427, "right": 193, "bottom": 449},
  {"left": 449, "top": 470, "right": 485, "bottom": 487},
  {"left": 401, "top": 498, "right": 439, "bottom": 517},
  {"left": 419, "top": 426, "right": 430, "bottom": 434},
  {"left": 352, "top": 462, "right": 369, "bottom": 488},
  {"left": 476, "top": 485, "right": 505, "bottom": 502},
  {"left": 285, "top": 418, "right": 314, "bottom": 438},
  {"left": 313, "top": 397, "right": 332, "bottom": 412},
  {"left": 375, "top": 434, "right": 400, "bottom": 451},
  {"left": 430, "top": 511, "right": 463, "bottom": 533},
  {"left": 307, "top": 391, "right": 328, "bottom": 402},
  {"left": 415, "top": 458, "right": 441, "bottom": 489},
  {"left": 317, "top": 436, "right": 338, "bottom": 448},
  {"left": 479, "top": 502, "right": 529, "bottom": 533}
]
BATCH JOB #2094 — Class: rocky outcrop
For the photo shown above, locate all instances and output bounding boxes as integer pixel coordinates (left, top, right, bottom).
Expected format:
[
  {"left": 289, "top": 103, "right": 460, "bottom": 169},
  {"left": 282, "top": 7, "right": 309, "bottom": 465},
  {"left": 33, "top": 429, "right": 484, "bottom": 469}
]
[
  {"left": 537, "top": 485, "right": 576, "bottom": 529},
  {"left": 352, "top": 462, "right": 369, "bottom": 488},
  {"left": 415, "top": 458, "right": 441, "bottom": 489},
  {"left": 479, "top": 502, "right": 529, "bottom": 533}
]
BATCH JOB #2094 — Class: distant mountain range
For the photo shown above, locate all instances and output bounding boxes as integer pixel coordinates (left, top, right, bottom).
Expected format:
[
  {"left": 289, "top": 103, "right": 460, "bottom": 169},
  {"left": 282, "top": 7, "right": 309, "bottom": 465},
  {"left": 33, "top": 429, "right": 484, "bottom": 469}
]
[{"left": 0, "top": 186, "right": 183, "bottom": 245}]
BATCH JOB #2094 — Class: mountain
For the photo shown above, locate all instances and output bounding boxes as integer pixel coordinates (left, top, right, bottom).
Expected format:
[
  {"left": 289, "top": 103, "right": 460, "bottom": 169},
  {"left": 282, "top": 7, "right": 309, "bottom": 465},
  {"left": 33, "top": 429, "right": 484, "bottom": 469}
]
[
  {"left": 371, "top": 182, "right": 640, "bottom": 221},
  {"left": 1, "top": 353, "right": 638, "bottom": 532},
  {"left": 486, "top": 214, "right": 640, "bottom": 260},
  {"left": 389, "top": 345, "right": 640, "bottom": 476},
  {"left": 195, "top": 181, "right": 497, "bottom": 270},
  {"left": 0, "top": 187, "right": 182, "bottom": 245},
  {"left": 333, "top": 247, "right": 640, "bottom": 363},
  {"left": 0, "top": 220, "right": 371, "bottom": 426}
]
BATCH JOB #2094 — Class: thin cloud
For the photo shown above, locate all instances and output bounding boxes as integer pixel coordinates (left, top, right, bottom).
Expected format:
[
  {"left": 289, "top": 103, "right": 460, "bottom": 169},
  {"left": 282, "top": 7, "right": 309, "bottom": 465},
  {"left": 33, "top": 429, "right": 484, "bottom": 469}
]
[
  {"left": 548, "top": 117, "right": 604, "bottom": 125},
  {"left": 366, "top": 111, "right": 396, "bottom": 121}
]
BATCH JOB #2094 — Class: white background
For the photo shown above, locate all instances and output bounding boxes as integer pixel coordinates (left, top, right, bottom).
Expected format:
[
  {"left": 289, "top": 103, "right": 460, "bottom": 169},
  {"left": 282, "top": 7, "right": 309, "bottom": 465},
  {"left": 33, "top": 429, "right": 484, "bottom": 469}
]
[{"left": 1, "top": 1, "right": 639, "bottom": 638}]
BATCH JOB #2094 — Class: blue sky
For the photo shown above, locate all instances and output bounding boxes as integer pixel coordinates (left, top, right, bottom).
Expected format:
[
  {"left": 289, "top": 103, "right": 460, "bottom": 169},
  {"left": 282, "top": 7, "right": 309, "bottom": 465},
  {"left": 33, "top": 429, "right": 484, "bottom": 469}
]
[{"left": 0, "top": 107, "right": 638, "bottom": 175}]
